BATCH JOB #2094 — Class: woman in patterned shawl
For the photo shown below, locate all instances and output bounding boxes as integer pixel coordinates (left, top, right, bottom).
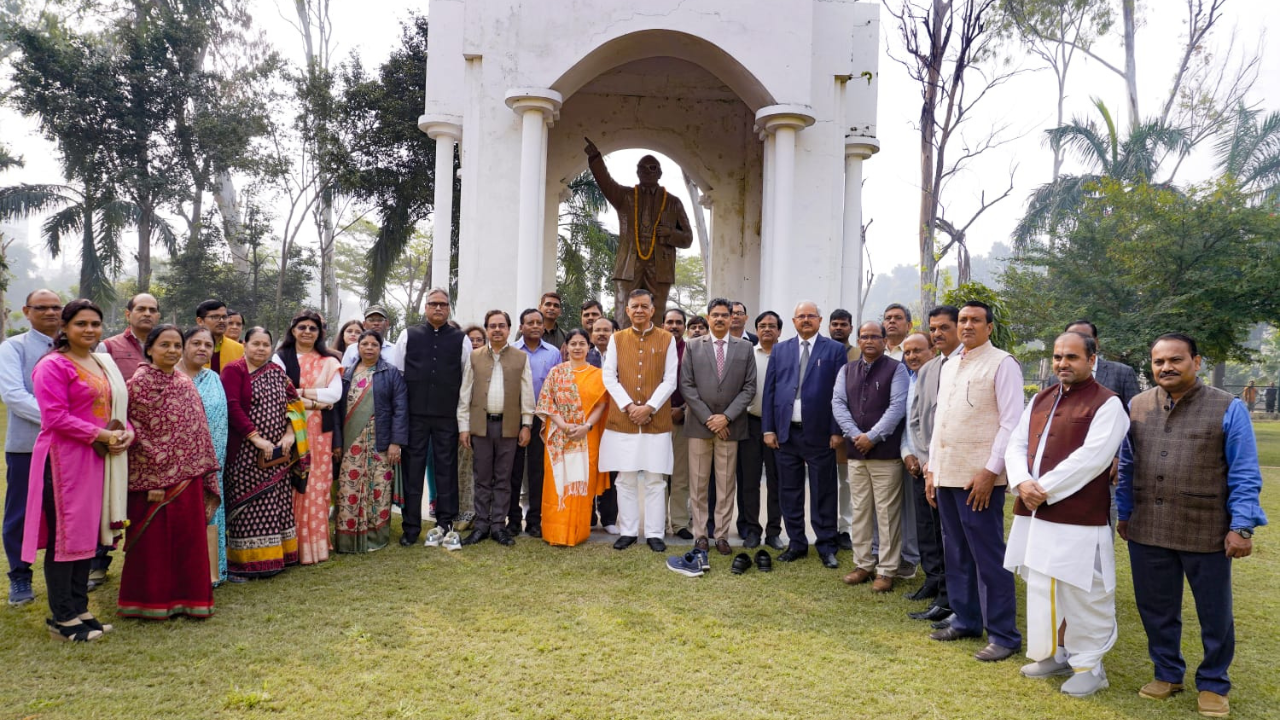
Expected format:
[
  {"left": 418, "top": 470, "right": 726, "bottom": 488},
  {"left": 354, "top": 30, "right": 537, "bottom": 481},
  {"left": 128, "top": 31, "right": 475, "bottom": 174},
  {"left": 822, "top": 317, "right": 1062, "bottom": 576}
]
[
  {"left": 536, "top": 330, "right": 610, "bottom": 547},
  {"left": 178, "top": 326, "right": 231, "bottom": 585},
  {"left": 221, "top": 327, "right": 302, "bottom": 579},
  {"left": 118, "top": 325, "right": 221, "bottom": 619}
]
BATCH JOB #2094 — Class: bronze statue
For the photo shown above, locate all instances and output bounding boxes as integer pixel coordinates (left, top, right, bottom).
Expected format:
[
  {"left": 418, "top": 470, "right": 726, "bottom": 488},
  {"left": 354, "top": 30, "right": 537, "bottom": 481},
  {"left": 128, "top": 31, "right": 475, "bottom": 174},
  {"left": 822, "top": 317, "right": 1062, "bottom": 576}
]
[{"left": 584, "top": 137, "right": 693, "bottom": 324}]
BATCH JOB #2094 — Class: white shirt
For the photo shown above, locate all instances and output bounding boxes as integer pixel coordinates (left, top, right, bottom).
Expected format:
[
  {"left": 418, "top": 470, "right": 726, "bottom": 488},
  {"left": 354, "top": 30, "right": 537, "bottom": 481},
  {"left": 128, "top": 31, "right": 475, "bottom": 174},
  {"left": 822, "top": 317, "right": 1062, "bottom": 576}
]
[
  {"left": 791, "top": 338, "right": 813, "bottom": 423},
  {"left": 389, "top": 326, "right": 471, "bottom": 372},
  {"left": 747, "top": 343, "right": 772, "bottom": 417},
  {"left": 1003, "top": 390, "right": 1129, "bottom": 590},
  {"left": 456, "top": 344, "right": 534, "bottom": 429},
  {"left": 599, "top": 326, "right": 679, "bottom": 475},
  {"left": 270, "top": 353, "right": 343, "bottom": 403}
]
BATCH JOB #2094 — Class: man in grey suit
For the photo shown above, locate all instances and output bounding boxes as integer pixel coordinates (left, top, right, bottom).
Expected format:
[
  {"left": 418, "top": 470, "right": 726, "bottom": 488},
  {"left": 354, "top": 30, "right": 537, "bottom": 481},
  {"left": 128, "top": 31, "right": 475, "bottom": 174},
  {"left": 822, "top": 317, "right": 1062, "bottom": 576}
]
[
  {"left": 905, "top": 305, "right": 962, "bottom": 621},
  {"left": 1058, "top": 320, "right": 1141, "bottom": 409},
  {"left": 680, "top": 298, "right": 757, "bottom": 556}
]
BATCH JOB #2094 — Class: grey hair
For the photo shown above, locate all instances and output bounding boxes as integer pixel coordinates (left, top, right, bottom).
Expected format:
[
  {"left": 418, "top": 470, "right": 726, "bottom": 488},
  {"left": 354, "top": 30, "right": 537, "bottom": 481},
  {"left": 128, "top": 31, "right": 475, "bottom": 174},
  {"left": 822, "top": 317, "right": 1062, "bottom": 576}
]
[
  {"left": 792, "top": 299, "right": 821, "bottom": 317},
  {"left": 425, "top": 287, "right": 451, "bottom": 303}
]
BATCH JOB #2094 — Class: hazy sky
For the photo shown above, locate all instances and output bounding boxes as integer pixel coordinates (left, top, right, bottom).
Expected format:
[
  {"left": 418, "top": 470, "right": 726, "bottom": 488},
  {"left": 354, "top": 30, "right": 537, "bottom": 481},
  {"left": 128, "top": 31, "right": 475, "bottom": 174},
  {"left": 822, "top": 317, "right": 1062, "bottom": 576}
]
[{"left": 3, "top": 0, "right": 1277, "bottom": 285}]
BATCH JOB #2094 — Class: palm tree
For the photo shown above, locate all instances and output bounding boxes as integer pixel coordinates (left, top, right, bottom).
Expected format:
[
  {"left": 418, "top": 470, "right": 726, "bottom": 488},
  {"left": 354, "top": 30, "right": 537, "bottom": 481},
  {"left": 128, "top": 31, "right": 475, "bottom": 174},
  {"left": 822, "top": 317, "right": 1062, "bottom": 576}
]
[
  {"left": 0, "top": 182, "right": 146, "bottom": 305},
  {"left": 1013, "top": 99, "right": 1190, "bottom": 250},
  {"left": 1215, "top": 102, "right": 1280, "bottom": 208},
  {"left": 556, "top": 172, "right": 617, "bottom": 325}
]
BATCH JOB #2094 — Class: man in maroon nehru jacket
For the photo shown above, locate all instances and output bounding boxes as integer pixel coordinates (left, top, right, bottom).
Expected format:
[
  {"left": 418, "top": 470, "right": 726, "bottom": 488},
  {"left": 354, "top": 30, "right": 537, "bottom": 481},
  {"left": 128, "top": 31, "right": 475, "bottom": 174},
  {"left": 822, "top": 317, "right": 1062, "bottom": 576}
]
[{"left": 1004, "top": 331, "right": 1129, "bottom": 698}]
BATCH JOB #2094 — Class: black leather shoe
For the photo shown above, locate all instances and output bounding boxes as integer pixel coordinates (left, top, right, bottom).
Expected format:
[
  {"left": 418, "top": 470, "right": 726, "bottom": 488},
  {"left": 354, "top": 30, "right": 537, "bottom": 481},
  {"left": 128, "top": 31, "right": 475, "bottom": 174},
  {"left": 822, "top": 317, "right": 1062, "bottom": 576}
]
[
  {"left": 398, "top": 534, "right": 418, "bottom": 547},
  {"left": 742, "top": 532, "right": 761, "bottom": 549},
  {"left": 974, "top": 643, "right": 1018, "bottom": 662},
  {"left": 820, "top": 552, "right": 839, "bottom": 569},
  {"left": 731, "top": 553, "right": 752, "bottom": 575},
  {"left": 754, "top": 550, "right": 773, "bottom": 572},
  {"left": 909, "top": 604, "right": 953, "bottom": 621},
  {"left": 931, "top": 615, "right": 955, "bottom": 630},
  {"left": 930, "top": 626, "right": 982, "bottom": 642},
  {"left": 614, "top": 536, "right": 637, "bottom": 550},
  {"left": 905, "top": 582, "right": 940, "bottom": 602},
  {"left": 764, "top": 535, "right": 785, "bottom": 551},
  {"left": 647, "top": 538, "right": 667, "bottom": 552},
  {"left": 776, "top": 548, "right": 807, "bottom": 562},
  {"left": 675, "top": 528, "right": 694, "bottom": 540},
  {"left": 525, "top": 525, "right": 542, "bottom": 538},
  {"left": 507, "top": 522, "right": 522, "bottom": 536},
  {"left": 837, "top": 533, "right": 853, "bottom": 552},
  {"left": 492, "top": 528, "right": 516, "bottom": 546},
  {"left": 460, "top": 530, "right": 489, "bottom": 546}
]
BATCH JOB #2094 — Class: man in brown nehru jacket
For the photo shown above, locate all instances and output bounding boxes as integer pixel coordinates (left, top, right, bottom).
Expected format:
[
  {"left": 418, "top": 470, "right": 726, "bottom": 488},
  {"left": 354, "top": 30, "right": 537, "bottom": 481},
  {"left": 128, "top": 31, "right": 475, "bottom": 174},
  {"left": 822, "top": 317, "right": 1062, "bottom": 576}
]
[
  {"left": 1004, "top": 332, "right": 1129, "bottom": 698},
  {"left": 1117, "top": 333, "right": 1267, "bottom": 718}
]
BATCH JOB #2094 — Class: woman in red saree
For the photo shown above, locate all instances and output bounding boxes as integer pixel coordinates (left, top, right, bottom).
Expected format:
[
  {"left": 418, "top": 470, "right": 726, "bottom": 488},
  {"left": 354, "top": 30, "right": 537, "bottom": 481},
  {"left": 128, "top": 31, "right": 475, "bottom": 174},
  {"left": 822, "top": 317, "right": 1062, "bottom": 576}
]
[
  {"left": 118, "top": 325, "right": 221, "bottom": 619},
  {"left": 537, "top": 330, "right": 610, "bottom": 547}
]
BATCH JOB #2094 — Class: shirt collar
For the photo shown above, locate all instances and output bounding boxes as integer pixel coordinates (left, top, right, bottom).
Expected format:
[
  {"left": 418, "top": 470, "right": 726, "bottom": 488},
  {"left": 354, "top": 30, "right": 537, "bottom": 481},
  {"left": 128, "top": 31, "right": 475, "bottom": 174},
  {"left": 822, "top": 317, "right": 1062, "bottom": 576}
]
[{"left": 28, "top": 327, "right": 54, "bottom": 344}]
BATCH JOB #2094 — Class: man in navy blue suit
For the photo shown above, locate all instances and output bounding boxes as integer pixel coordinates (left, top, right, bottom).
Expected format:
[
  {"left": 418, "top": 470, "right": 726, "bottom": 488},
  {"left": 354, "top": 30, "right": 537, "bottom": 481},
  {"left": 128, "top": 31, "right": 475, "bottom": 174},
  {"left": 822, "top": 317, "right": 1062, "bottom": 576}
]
[{"left": 761, "top": 300, "right": 848, "bottom": 568}]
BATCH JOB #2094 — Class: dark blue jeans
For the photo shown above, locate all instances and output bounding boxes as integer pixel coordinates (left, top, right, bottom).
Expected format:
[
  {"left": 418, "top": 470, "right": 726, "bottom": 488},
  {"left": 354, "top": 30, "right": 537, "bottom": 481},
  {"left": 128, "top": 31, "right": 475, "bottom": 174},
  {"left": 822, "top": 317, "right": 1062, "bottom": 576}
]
[
  {"left": 4, "top": 452, "right": 32, "bottom": 582},
  {"left": 1128, "top": 540, "right": 1235, "bottom": 695},
  {"left": 935, "top": 485, "right": 1021, "bottom": 649}
]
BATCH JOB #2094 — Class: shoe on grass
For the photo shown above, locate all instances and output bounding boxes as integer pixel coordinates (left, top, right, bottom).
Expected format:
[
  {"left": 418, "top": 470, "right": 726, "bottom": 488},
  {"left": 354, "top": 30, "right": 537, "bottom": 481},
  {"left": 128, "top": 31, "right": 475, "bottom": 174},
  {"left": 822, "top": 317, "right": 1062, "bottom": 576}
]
[
  {"left": 423, "top": 527, "right": 445, "bottom": 547},
  {"left": 454, "top": 511, "right": 475, "bottom": 532},
  {"left": 1139, "top": 680, "right": 1185, "bottom": 700},
  {"left": 665, "top": 553, "right": 704, "bottom": 578},
  {"left": 1021, "top": 656, "right": 1073, "bottom": 678},
  {"left": 1061, "top": 665, "right": 1108, "bottom": 698},
  {"left": 442, "top": 531, "right": 462, "bottom": 551},
  {"left": 8, "top": 578, "right": 35, "bottom": 607},
  {"left": 1198, "top": 691, "right": 1229, "bottom": 717}
]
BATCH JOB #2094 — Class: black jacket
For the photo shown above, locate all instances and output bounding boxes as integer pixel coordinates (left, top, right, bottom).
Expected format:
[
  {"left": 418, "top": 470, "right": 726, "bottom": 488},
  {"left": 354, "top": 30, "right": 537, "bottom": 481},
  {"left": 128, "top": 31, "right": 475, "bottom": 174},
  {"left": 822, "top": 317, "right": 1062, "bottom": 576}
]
[{"left": 333, "top": 358, "right": 409, "bottom": 452}]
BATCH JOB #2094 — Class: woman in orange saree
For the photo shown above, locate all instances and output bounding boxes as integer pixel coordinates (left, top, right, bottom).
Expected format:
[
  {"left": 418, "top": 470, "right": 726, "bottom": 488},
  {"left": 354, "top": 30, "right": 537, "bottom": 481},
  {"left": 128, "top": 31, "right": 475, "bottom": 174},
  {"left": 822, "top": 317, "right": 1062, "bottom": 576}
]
[{"left": 537, "top": 330, "right": 610, "bottom": 547}]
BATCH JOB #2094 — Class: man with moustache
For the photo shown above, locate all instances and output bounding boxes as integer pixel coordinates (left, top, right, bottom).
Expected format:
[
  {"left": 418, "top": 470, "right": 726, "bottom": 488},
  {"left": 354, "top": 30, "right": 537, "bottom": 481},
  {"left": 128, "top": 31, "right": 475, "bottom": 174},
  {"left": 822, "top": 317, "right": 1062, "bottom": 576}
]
[
  {"left": 906, "top": 306, "right": 962, "bottom": 621},
  {"left": 509, "top": 309, "right": 561, "bottom": 537},
  {"left": 828, "top": 308, "right": 859, "bottom": 552},
  {"left": 1005, "top": 332, "right": 1130, "bottom": 698},
  {"left": 883, "top": 304, "right": 911, "bottom": 360},
  {"left": 0, "top": 290, "right": 62, "bottom": 606},
  {"left": 1117, "top": 334, "right": 1267, "bottom": 717},
  {"left": 103, "top": 293, "right": 160, "bottom": 381},
  {"left": 737, "top": 311, "right": 785, "bottom": 550},
  {"left": 580, "top": 300, "right": 604, "bottom": 334},
  {"left": 730, "top": 301, "right": 758, "bottom": 344},
  {"left": 538, "top": 292, "right": 567, "bottom": 349},
  {"left": 342, "top": 305, "right": 394, "bottom": 369},
  {"left": 587, "top": 316, "right": 617, "bottom": 369},
  {"left": 662, "top": 308, "right": 694, "bottom": 540},
  {"left": 762, "top": 301, "right": 847, "bottom": 568},
  {"left": 925, "top": 301, "right": 1022, "bottom": 662},
  {"left": 195, "top": 299, "right": 243, "bottom": 373},
  {"left": 600, "top": 289, "right": 679, "bottom": 552}
]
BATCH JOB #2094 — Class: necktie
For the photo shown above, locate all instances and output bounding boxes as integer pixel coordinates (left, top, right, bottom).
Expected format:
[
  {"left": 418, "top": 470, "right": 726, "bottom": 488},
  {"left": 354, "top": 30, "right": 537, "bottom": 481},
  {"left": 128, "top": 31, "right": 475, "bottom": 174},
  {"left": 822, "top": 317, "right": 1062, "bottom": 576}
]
[
  {"left": 796, "top": 340, "right": 810, "bottom": 398},
  {"left": 715, "top": 339, "right": 726, "bottom": 379}
]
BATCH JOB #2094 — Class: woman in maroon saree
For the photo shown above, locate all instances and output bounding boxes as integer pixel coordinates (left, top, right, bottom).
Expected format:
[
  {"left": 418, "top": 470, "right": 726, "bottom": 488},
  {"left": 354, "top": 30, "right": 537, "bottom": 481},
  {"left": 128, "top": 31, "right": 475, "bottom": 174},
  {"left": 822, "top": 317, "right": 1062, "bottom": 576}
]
[{"left": 118, "top": 325, "right": 221, "bottom": 619}]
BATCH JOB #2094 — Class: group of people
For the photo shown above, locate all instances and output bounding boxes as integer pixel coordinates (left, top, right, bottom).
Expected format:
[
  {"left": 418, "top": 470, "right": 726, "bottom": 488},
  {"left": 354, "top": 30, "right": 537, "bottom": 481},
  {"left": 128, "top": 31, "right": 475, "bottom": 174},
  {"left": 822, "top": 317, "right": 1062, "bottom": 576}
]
[{"left": 0, "top": 287, "right": 1266, "bottom": 717}]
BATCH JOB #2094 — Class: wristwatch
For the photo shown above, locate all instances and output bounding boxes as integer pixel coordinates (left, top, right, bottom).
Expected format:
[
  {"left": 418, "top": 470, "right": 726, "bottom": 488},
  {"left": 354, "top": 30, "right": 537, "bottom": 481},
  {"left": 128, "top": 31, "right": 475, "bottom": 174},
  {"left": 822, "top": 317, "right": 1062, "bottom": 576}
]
[{"left": 1232, "top": 528, "right": 1253, "bottom": 539}]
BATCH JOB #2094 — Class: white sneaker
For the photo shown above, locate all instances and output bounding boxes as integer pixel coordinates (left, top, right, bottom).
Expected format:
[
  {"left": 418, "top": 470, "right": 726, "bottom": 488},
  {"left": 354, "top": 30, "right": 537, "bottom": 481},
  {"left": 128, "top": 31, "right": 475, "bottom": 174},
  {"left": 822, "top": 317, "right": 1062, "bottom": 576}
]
[
  {"left": 1061, "top": 665, "right": 1108, "bottom": 698},
  {"left": 442, "top": 531, "right": 462, "bottom": 551},
  {"left": 1021, "top": 656, "right": 1073, "bottom": 678},
  {"left": 423, "top": 527, "right": 445, "bottom": 547},
  {"left": 604, "top": 524, "right": 620, "bottom": 535}
]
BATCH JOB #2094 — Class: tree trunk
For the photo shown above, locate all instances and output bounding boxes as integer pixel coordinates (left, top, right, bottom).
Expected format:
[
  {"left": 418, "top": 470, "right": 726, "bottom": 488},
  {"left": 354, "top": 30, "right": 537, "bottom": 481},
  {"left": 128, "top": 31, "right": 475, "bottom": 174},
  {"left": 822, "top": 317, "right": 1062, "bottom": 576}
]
[
  {"left": 137, "top": 206, "right": 153, "bottom": 293},
  {"left": 320, "top": 186, "right": 338, "bottom": 318},
  {"left": 1212, "top": 360, "right": 1226, "bottom": 389},
  {"left": 1122, "top": 0, "right": 1139, "bottom": 126},
  {"left": 917, "top": 0, "right": 946, "bottom": 314},
  {"left": 214, "top": 171, "right": 250, "bottom": 273}
]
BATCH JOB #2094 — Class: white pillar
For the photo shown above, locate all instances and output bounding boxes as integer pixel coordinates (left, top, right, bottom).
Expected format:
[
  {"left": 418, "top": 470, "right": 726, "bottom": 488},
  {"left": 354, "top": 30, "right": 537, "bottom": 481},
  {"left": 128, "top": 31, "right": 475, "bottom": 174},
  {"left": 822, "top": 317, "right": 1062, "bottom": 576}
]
[
  {"left": 419, "top": 117, "right": 462, "bottom": 297},
  {"left": 759, "top": 131, "right": 775, "bottom": 310},
  {"left": 756, "top": 106, "right": 815, "bottom": 315},
  {"left": 505, "top": 89, "right": 562, "bottom": 310},
  {"left": 842, "top": 137, "right": 880, "bottom": 324}
]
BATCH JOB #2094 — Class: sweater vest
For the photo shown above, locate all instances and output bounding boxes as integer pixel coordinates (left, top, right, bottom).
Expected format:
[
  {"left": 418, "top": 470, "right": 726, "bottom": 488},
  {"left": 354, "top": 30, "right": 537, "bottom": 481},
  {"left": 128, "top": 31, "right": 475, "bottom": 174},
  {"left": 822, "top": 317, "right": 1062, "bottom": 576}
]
[
  {"left": 605, "top": 325, "right": 674, "bottom": 434},
  {"left": 1127, "top": 381, "right": 1233, "bottom": 553},
  {"left": 932, "top": 341, "right": 1013, "bottom": 488},
  {"left": 844, "top": 355, "right": 906, "bottom": 461},
  {"left": 1013, "top": 378, "right": 1114, "bottom": 525},
  {"left": 403, "top": 323, "right": 463, "bottom": 417},
  {"left": 467, "top": 346, "right": 527, "bottom": 438}
]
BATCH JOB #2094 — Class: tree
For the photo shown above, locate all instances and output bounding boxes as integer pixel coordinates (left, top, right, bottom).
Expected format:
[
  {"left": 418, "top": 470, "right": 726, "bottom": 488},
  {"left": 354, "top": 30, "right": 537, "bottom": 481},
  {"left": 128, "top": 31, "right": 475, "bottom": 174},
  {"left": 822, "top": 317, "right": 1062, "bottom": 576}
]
[
  {"left": 941, "top": 281, "right": 1016, "bottom": 351},
  {"left": 886, "top": 0, "right": 1019, "bottom": 311},
  {"left": 1001, "top": 178, "right": 1280, "bottom": 378},
  {"left": 671, "top": 253, "right": 708, "bottom": 318},
  {"left": 556, "top": 172, "right": 616, "bottom": 326},
  {"left": 1215, "top": 102, "right": 1280, "bottom": 208},
  {"left": 1013, "top": 99, "right": 1189, "bottom": 249},
  {"left": 335, "top": 218, "right": 432, "bottom": 330}
]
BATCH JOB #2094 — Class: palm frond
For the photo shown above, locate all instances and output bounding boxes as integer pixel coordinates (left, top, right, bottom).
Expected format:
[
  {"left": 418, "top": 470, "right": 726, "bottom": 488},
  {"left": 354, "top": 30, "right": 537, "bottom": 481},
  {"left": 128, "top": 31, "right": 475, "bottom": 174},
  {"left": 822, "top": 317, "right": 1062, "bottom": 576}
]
[
  {"left": 41, "top": 205, "right": 84, "bottom": 257},
  {"left": 0, "top": 183, "right": 79, "bottom": 222}
]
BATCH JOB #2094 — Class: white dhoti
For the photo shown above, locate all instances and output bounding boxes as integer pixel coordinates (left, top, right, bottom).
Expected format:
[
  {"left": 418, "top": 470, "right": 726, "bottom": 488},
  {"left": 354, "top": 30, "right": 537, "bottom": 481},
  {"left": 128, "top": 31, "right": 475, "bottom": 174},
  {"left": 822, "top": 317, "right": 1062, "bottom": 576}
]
[
  {"left": 1006, "top": 516, "right": 1116, "bottom": 669},
  {"left": 601, "top": 430, "right": 673, "bottom": 540}
]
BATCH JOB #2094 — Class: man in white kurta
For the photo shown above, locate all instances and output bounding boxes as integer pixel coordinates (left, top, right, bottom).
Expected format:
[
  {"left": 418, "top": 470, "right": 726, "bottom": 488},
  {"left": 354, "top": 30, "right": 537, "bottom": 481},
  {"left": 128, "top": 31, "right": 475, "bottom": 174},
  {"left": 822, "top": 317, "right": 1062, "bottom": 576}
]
[
  {"left": 1004, "top": 332, "right": 1130, "bottom": 698},
  {"left": 600, "top": 290, "right": 679, "bottom": 551}
]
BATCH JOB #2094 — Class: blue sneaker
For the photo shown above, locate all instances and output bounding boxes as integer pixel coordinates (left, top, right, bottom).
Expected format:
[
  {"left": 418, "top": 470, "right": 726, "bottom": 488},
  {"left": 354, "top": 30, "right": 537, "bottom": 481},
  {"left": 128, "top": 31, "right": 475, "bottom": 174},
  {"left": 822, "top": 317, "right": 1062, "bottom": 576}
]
[
  {"left": 665, "top": 553, "right": 704, "bottom": 578},
  {"left": 8, "top": 577, "right": 34, "bottom": 607},
  {"left": 691, "top": 547, "right": 710, "bottom": 571}
]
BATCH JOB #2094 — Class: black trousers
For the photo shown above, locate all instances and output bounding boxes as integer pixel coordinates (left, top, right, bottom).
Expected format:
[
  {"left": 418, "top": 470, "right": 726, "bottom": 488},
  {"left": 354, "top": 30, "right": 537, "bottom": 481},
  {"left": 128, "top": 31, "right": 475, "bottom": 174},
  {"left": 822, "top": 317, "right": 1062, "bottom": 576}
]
[
  {"left": 912, "top": 472, "right": 947, "bottom": 604},
  {"left": 508, "top": 416, "right": 545, "bottom": 530},
  {"left": 735, "top": 415, "right": 781, "bottom": 540},
  {"left": 775, "top": 428, "right": 838, "bottom": 555},
  {"left": 594, "top": 472, "right": 618, "bottom": 527},
  {"left": 4, "top": 452, "right": 32, "bottom": 582},
  {"left": 42, "top": 463, "right": 90, "bottom": 622},
  {"left": 404, "top": 415, "right": 459, "bottom": 536}
]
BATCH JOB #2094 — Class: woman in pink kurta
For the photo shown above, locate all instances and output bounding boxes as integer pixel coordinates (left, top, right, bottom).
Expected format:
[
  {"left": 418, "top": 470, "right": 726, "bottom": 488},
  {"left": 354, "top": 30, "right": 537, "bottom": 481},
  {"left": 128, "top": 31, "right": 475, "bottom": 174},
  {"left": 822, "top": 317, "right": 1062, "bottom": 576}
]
[
  {"left": 23, "top": 300, "right": 134, "bottom": 642},
  {"left": 273, "top": 311, "right": 342, "bottom": 566}
]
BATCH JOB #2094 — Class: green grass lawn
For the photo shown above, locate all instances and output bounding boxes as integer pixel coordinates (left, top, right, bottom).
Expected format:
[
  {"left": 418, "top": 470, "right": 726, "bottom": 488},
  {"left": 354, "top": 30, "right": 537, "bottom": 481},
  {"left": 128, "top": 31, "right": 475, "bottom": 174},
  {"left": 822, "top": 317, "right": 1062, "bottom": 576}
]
[{"left": 0, "top": 411, "right": 1278, "bottom": 719}]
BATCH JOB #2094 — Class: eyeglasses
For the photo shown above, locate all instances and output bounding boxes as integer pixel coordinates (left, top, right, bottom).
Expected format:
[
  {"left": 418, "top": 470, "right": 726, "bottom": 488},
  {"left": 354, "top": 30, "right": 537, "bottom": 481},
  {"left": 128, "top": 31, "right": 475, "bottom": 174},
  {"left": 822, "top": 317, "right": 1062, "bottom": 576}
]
[
  {"left": 205, "top": 313, "right": 228, "bottom": 321},
  {"left": 295, "top": 325, "right": 319, "bottom": 333},
  {"left": 28, "top": 305, "right": 62, "bottom": 313},
  {"left": 730, "top": 310, "right": 748, "bottom": 317},
  {"left": 794, "top": 314, "right": 820, "bottom": 320},
  {"left": 857, "top": 334, "right": 886, "bottom": 341},
  {"left": 426, "top": 301, "right": 450, "bottom": 309}
]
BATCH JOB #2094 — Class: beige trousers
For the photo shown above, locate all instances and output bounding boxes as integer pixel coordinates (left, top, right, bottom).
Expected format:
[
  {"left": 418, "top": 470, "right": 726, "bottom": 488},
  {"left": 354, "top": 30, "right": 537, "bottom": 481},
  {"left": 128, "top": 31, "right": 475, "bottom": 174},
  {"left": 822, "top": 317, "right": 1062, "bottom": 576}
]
[
  {"left": 667, "top": 422, "right": 692, "bottom": 532},
  {"left": 688, "top": 436, "right": 739, "bottom": 541},
  {"left": 848, "top": 458, "right": 904, "bottom": 576}
]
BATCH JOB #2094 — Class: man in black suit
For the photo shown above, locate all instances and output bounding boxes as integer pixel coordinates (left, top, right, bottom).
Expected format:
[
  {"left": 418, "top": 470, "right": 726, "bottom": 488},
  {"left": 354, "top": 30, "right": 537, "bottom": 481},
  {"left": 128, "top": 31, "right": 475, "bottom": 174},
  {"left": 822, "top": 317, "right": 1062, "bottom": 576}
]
[{"left": 730, "top": 301, "right": 758, "bottom": 345}]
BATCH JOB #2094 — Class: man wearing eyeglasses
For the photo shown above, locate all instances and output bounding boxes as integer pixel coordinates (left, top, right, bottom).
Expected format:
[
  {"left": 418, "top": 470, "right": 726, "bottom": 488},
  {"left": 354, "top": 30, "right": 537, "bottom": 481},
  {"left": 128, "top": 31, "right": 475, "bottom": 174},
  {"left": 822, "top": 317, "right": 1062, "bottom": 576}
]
[
  {"left": 0, "top": 290, "right": 63, "bottom": 606},
  {"left": 391, "top": 288, "right": 471, "bottom": 545},
  {"left": 925, "top": 301, "right": 1024, "bottom": 662},
  {"left": 195, "top": 299, "right": 244, "bottom": 374},
  {"left": 729, "top": 302, "right": 758, "bottom": 345}
]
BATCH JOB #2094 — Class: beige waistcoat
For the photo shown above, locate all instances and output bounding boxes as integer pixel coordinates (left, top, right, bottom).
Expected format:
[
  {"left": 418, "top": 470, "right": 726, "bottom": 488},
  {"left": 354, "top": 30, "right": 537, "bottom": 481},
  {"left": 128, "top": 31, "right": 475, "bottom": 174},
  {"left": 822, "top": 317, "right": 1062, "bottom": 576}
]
[{"left": 931, "top": 341, "right": 1010, "bottom": 489}]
